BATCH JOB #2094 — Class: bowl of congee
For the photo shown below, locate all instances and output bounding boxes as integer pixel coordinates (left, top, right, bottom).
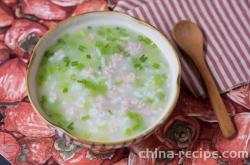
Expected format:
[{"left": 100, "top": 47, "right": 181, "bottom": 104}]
[{"left": 27, "top": 11, "right": 181, "bottom": 149}]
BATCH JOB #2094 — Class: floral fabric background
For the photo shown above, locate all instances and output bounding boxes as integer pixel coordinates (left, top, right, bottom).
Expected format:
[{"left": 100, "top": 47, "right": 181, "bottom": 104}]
[{"left": 0, "top": 0, "right": 249, "bottom": 165}]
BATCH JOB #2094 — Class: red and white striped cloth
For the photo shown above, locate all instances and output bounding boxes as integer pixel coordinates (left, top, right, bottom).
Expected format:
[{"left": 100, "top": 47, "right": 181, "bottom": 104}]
[{"left": 114, "top": 0, "right": 250, "bottom": 97}]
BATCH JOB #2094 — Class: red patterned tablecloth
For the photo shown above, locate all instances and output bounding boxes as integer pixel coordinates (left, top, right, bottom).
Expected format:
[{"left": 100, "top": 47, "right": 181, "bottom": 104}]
[{"left": 0, "top": 0, "right": 249, "bottom": 165}]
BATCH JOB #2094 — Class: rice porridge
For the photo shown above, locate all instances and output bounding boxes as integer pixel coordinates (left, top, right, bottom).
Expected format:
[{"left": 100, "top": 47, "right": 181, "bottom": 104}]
[{"left": 37, "top": 26, "right": 170, "bottom": 142}]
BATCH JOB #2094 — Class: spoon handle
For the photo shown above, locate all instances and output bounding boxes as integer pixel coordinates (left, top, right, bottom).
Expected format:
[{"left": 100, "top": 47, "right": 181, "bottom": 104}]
[{"left": 194, "top": 56, "right": 236, "bottom": 138}]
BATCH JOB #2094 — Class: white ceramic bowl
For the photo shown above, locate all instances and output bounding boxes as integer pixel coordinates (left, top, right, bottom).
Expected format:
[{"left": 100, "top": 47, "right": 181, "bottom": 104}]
[{"left": 27, "top": 11, "right": 181, "bottom": 149}]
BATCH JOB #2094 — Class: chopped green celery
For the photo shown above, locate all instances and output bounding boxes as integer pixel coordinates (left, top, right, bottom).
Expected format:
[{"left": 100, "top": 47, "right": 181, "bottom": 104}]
[
  {"left": 48, "top": 111, "right": 66, "bottom": 127},
  {"left": 70, "top": 61, "right": 85, "bottom": 70},
  {"left": 97, "top": 29, "right": 106, "bottom": 36},
  {"left": 63, "top": 56, "right": 70, "bottom": 66},
  {"left": 56, "top": 64, "right": 67, "bottom": 72},
  {"left": 123, "top": 51, "right": 130, "bottom": 57},
  {"left": 77, "top": 79, "right": 107, "bottom": 94},
  {"left": 95, "top": 40, "right": 108, "bottom": 54},
  {"left": 115, "top": 27, "right": 129, "bottom": 36},
  {"left": 107, "top": 35, "right": 118, "bottom": 41},
  {"left": 71, "top": 61, "right": 79, "bottom": 66},
  {"left": 152, "top": 63, "right": 160, "bottom": 69},
  {"left": 61, "top": 32, "right": 84, "bottom": 47},
  {"left": 101, "top": 44, "right": 110, "bottom": 54},
  {"left": 138, "top": 35, "right": 152, "bottom": 45},
  {"left": 40, "top": 95, "right": 48, "bottom": 106},
  {"left": 83, "top": 101, "right": 92, "bottom": 110},
  {"left": 154, "top": 74, "right": 165, "bottom": 86},
  {"left": 125, "top": 112, "right": 144, "bottom": 136},
  {"left": 76, "top": 63, "right": 84, "bottom": 70},
  {"left": 81, "top": 115, "right": 91, "bottom": 121},
  {"left": 139, "top": 55, "right": 148, "bottom": 62},
  {"left": 87, "top": 26, "right": 92, "bottom": 29},
  {"left": 38, "top": 73, "right": 46, "bottom": 83},
  {"left": 59, "top": 81, "right": 69, "bottom": 93},
  {"left": 44, "top": 50, "right": 54, "bottom": 58},
  {"left": 67, "top": 122, "right": 74, "bottom": 130},
  {"left": 40, "top": 58, "right": 48, "bottom": 67},
  {"left": 134, "top": 63, "right": 143, "bottom": 70},
  {"left": 97, "top": 27, "right": 112, "bottom": 37},
  {"left": 78, "top": 45, "right": 86, "bottom": 52},
  {"left": 157, "top": 92, "right": 166, "bottom": 100},
  {"left": 132, "top": 58, "right": 144, "bottom": 70},
  {"left": 108, "top": 109, "right": 113, "bottom": 115},
  {"left": 96, "top": 40, "right": 123, "bottom": 55},
  {"left": 57, "top": 38, "right": 66, "bottom": 44},
  {"left": 46, "top": 64, "right": 58, "bottom": 74},
  {"left": 42, "top": 101, "right": 66, "bottom": 127},
  {"left": 86, "top": 54, "right": 91, "bottom": 59},
  {"left": 63, "top": 87, "right": 68, "bottom": 93},
  {"left": 111, "top": 44, "right": 124, "bottom": 53},
  {"left": 146, "top": 98, "right": 154, "bottom": 105}
]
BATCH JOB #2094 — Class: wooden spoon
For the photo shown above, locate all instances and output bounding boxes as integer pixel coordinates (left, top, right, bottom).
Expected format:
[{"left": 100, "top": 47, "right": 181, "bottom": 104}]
[{"left": 172, "top": 21, "right": 236, "bottom": 138}]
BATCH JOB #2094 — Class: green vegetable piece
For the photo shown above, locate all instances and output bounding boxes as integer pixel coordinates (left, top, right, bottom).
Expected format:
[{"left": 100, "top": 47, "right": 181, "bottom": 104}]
[
  {"left": 139, "top": 55, "right": 148, "bottom": 62},
  {"left": 63, "top": 87, "right": 68, "bottom": 93},
  {"left": 87, "top": 26, "right": 92, "bottom": 29},
  {"left": 70, "top": 61, "right": 84, "bottom": 70},
  {"left": 78, "top": 45, "right": 86, "bottom": 52},
  {"left": 81, "top": 115, "right": 91, "bottom": 121},
  {"left": 108, "top": 109, "right": 113, "bottom": 115},
  {"left": 152, "top": 63, "right": 160, "bottom": 69},
  {"left": 95, "top": 41, "right": 111, "bottom": 54},
  {"left": 77, "top": 79, "right": 107, "bottom": 94},
  {"left": 112, "top": 44, "right": 123, "bottom": 53},
  {"left": 48, "top": 111, "right": 66, "bottom": 127},
  {"left": 71, "top": 61, "right": 79, "bottom": 66},
  {"left": 138, "top": 35, "right": 152, "bottom": 45},
  {"left": 47, "top": 64, "right": 58, "bottom": 74},
  {"left": 63, "top": 56, "right": 70, "bottom": 66},
  {"left": 146, "top": 98, "right": 154, "bottom": 105},
  {"left": 67, "top": 122, "right": 74, "bottom": 130},
  {"left": 40, "top": 96, "right": 48, "bottom": 106},
  {"left": 116, "top": 27, "right": 129, "bottom": 36},
  {"left": 38, "top": 74, "right": 46, "bottom": 82},
  {"left": 154, "top": 74, "right": 165, "bottom": 86},
  {"left": 76, "top": 63, "right": 85, "bottom": 70},
  {"left": 44, "top": 50, "right": 53, "bottom": 58},
  {"left": 157, "top": 92, "right": 166, "bottom": 100},
  {"left": 97, "top": 29, "right": 106, "bottom": 36},
  {"left": 57, "top": 38, "right": 66, "bottom": 44},
  {"left": 134, "top": 63, "right": 143, "bottom": 70},
  {"left": 125, "top": 112, "right": 144, "bottom": 136},
  {"left": 86, "top": 54, "right": 91, "bottom": 59}
]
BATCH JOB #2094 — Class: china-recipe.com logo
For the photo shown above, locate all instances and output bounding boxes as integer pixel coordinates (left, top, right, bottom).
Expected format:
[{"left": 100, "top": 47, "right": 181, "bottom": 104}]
[{"left": 138, "top": 148, "right": 249, "bottom": 160}]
